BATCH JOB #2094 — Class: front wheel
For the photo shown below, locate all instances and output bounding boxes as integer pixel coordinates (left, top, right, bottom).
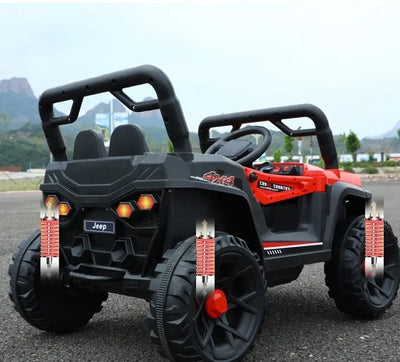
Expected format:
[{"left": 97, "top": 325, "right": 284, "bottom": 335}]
[
  {"left": 325, "top": 216, "right": 400, "bottom": 318},
  {"left": 148, "top": 234, "right": 265, "bottom": 361}
]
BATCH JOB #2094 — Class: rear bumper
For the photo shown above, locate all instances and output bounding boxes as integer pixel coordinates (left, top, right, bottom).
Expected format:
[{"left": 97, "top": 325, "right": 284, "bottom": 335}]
[{"left": 66, "top": 264, "right": 152, "bottom": 300}]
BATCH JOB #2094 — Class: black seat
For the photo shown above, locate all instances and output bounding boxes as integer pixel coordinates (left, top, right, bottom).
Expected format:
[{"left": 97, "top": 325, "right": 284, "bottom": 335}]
[
  {"left": 108, "top": 124, "right": 149, "bottom": 157},
  {"left": 73, "top": 129, "right": 107, "bottom": 160}
]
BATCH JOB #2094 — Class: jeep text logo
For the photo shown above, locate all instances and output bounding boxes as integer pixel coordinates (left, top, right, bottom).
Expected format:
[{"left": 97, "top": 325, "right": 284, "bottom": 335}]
[
  {"left": 83, "top": 220, "right": 115, "bottom": 234},
  {"left": 92, "top": 222, "right": 107, "bottom": 231}
]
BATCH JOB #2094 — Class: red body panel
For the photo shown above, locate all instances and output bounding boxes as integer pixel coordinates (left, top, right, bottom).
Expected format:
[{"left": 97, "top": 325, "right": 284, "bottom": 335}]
[{"left": 245, "top": 163, "right": 361, "bottom": 205}]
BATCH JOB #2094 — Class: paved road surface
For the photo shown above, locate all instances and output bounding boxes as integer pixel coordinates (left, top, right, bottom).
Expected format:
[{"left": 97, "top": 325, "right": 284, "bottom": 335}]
[{"left": 1, "top": 183, "right": 400, "bottom": 361}]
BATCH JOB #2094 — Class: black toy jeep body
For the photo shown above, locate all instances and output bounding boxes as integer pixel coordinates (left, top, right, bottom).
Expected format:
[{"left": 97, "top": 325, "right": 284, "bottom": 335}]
[{"left": 9, "top": 65, "right": 400, "bottom": 362}]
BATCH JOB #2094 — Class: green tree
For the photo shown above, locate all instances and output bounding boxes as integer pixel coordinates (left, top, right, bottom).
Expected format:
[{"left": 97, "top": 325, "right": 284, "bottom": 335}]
[
  {"left": 167, "top": 139, "right": 174, "bottom": 153},
  {"left": 397, "top": 128, "right": 400, "bottom": 142},
  {"left": 283, "top": 135, "right": 295, "bottom": 161},
  {"left": 0, "top": 113, "right": 12, "bottom": 133},
  {"left": 273, "top": 148, "right": 282, "bottom": 162},
  {"left": 345, "top": 131, "right": 361, "bottom": 163}
]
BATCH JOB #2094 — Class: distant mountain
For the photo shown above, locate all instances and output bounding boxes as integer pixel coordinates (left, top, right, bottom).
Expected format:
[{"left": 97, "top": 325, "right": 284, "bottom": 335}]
[
  {"left": 0, "top": 76, "right": 166, "bottom": 135},
  {"left": 371, "top": 120, "right": 400, "bottom": 139},
  {"left": 0, "top": 78, "right": 40, "bottom": 129},
  {"left": 76, "top": 98, "right": 165, "bottom": 130},
  {"left": 359, "top": 136, "right": 400, "bottom": 153},
  {"left": 1, "top": 76, "right": 400, "bottom": 160},
  {"left": 0, "top": 77, "right": 35, "bottom": 98},
  {"left": 66, "top": 100, "right": 126, "bottom": 131}
]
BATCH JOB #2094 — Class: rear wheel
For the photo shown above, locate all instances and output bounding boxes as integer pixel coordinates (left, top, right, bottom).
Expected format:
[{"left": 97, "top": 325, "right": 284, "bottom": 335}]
[
  {"left": 9, "top": 231, "right": 108, "bottom": 332},
  {"left": 148, "top": 234, "right": 265, "bottom": 361},
  {"left": 325, "top": 216, "right": 400, "bottom": 318}
]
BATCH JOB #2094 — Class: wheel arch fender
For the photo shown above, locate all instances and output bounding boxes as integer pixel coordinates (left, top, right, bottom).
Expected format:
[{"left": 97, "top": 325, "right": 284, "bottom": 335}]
[
  {"left": 324, "top": 181, "right": 371, "bottom": 250},
  {"left": 158, "top": 186, "right": 266, "bottom": 268},
  {"left": 213, "top": 191, "right": 265, "bottom": 264}
]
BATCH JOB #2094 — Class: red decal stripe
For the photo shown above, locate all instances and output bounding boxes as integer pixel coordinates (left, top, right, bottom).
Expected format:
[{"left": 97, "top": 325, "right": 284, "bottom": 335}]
[{"left": 263, "top": 241, "right": 323, "bottom": 250}]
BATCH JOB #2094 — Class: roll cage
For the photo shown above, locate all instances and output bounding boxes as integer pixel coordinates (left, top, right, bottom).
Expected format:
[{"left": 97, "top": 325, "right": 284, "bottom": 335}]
[
  {"left": 198, "top": 104, "right": 338, "bottom": 169},
  {"left": 39, "top": 65, "right": 192, "bottom": 161},
  {"left": 39, "top": 64, "right": 338, "bottom": 171}
]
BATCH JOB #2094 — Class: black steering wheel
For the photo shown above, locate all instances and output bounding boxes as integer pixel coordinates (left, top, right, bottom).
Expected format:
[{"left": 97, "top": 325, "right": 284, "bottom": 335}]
[{"left": 205, "top": 125, "right": 272, "bottom": 165}]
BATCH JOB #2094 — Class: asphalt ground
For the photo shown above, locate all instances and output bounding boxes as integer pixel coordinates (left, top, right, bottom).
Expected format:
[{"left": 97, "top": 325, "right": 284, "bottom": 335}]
[{"left": 1, "top": 183, "right": 400, "bottom": 362}]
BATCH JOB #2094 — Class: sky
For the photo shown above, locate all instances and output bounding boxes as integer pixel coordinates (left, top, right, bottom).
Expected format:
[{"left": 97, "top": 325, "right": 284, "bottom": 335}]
[{"left": 1, "top": 1, "right": 400, "bottom": 138}]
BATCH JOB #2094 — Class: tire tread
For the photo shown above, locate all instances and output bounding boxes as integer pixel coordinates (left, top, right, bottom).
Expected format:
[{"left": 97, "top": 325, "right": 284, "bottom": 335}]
[
  {"left": 325, "top": 216, "right": 400, "bottom": 318},
  {"left": 9, "top": 231, "right": 107, "bottom": 333}
]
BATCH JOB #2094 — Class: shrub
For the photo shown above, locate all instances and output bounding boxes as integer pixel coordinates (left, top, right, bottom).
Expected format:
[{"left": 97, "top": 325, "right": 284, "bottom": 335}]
[
  {"left": 343, "top": 166, "right": 354, "bottom": 173},
  {"left": 361, "top": 166, "right": 378, "bottom": 174},
  {"left": 383, "top": 160, "right": 398, "bottom": 167},
  {"left": 341, "top": 161, "right": 354, "bottom": 173}
]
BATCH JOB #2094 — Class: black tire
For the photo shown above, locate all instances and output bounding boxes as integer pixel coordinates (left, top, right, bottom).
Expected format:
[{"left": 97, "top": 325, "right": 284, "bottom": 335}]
[
  {"left": 9, "top": 231, "right": 108, "bottom": 333},
  {"left": 325, "top": 216, "right": 400, "bottom": 318},
  {"left": 148, "top": 234, "right": 265, "bottom": 362}
]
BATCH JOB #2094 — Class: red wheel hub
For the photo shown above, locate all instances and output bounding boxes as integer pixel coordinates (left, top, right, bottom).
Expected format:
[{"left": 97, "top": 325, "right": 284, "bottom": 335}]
[{"left": 205, "top": 289, "right": 228, "bottom": 319}]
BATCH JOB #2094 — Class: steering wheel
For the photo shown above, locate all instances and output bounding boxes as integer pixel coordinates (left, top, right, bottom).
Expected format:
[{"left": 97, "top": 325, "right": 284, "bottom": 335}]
[{"left": 205, "top": 125, "right": 272, "bottom": 165}]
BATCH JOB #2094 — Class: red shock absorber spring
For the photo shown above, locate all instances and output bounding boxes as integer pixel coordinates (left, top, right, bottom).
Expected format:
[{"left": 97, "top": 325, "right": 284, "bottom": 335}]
[
  {"left": 40, "top": 219, "right": 59, "bottom": 258},
  {"left": 365, "top": 219, "right": 384, "bottom": 258},
  {"left": 196, "top": 237, "right": 215, "bottom": 276}
]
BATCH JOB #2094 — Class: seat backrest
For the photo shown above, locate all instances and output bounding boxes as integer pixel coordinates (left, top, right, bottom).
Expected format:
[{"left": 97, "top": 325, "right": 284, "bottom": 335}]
[
  {"left": 108, "top": 124, "right": 149, "bottom": 157},
  {"left": 73, "top": 129, "right": 107, "bottom": 160}
]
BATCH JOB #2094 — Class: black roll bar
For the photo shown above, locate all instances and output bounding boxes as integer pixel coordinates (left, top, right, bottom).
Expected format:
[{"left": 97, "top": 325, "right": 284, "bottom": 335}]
[
  {"left": 198, "top": 104, "right": 338, "bottom": 169},
  {"left": 39, "top": 65, "right": 192, "bottom": 161}
]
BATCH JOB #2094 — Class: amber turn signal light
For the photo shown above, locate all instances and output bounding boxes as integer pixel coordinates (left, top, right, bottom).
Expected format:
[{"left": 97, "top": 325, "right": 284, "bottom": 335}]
[
  {"left": 44, "top": 195, "right": 58, "bottom": 209},
  {"left": 116, "top": 202, "right": 134, "bottom": 218},
  {"left": 137, "top": 194, "right": 156, "bottom": 210},
  {"left": 58, "top": 202, "right": 71, "bottom": 216}
]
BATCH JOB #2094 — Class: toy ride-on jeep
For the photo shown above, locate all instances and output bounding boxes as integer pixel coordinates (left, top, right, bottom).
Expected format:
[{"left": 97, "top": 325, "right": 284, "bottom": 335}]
[{"left": 9, "top": 65, "right": 400, "bottom": 361}]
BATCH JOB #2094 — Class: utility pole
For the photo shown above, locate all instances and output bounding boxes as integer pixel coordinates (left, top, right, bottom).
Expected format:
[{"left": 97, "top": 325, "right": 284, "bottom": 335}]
[
  {"left": 297, "top": 127, "right": 302, "bottom": 163},
  {"left": 297, "top": 137, "right": 302, "bottom": 163}
]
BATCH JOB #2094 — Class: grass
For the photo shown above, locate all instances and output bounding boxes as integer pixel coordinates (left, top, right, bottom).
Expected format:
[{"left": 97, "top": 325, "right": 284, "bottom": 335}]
[
  {"left": 0, "top": 177, "right": 43, "bottom": 192},
  {"left": 383, "top": 169, "right": 397, "bottom": 174}
]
